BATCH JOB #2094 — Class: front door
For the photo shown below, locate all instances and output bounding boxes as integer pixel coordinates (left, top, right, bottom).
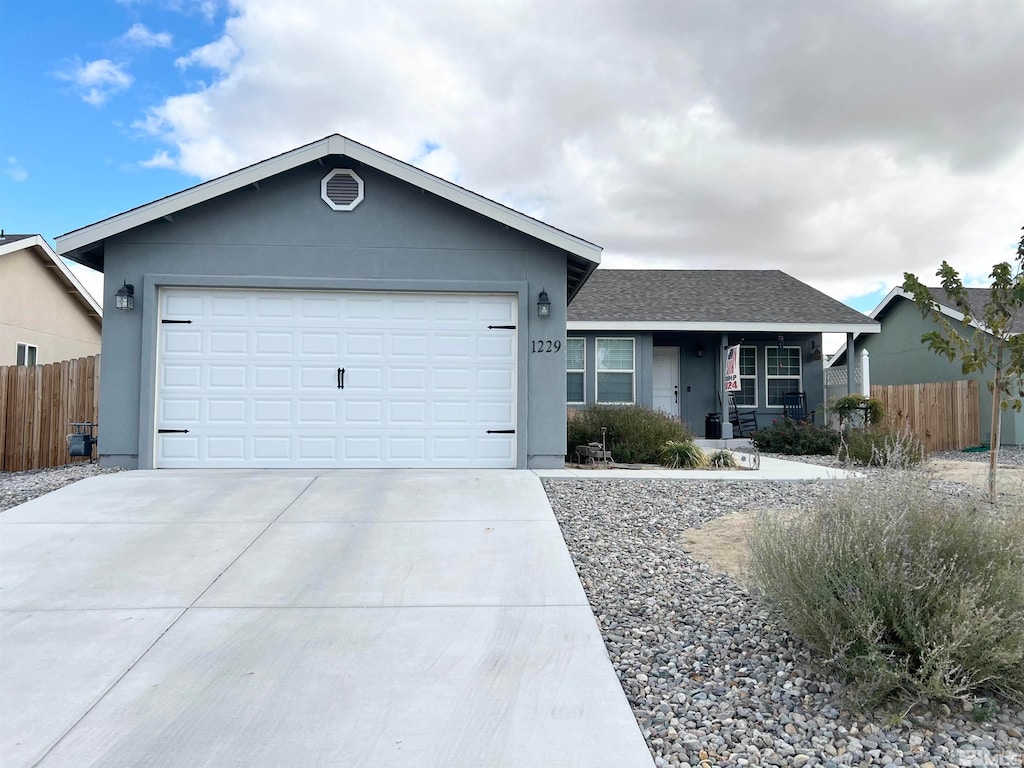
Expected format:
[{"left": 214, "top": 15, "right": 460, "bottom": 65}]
[{"left": 652, "top": 347, "right": 680, "bottom": 418}]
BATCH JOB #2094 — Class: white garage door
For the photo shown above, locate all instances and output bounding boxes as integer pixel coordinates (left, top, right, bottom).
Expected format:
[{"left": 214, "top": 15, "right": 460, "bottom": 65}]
[{"left": 155, "top": 288, "right": 518, "bottom": 468}]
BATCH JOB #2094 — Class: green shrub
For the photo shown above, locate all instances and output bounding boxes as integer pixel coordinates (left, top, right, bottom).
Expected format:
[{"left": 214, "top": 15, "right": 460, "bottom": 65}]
[
  {"left": 707, "top": 449, "right": 738, "bottom": 468},
  {"left": 567, "top": 405, "right": 692, "bottom": 464},
  {"left": 750, "top": 474, "right": 1024, "bottom": 705},
  {"left": 838, "top": 422, "right": 927, "bottom": 468},
  {"left": 750, "top": 418, "right": 840, "bottom": 455},
  {"left": 830, "top": 394, "right": 886, "bottom": 427},
  {"left": 660, "top": 440, "right": 708, "bottom": 469}
]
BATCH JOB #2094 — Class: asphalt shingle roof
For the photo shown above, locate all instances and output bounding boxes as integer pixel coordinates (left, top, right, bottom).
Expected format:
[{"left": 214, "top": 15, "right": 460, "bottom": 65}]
[
  {"left": 0, "top": 233, "right": 35, "bottom": 247},
  {"left": 926, "top": 286, "right": 1024, "bottom": 335},
  {"left": 568, "top": 269, "right": 874, "bottom": 326}
]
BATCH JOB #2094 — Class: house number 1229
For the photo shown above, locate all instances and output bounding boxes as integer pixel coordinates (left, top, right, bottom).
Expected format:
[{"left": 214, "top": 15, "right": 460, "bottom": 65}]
[{"left": 531, "top": 340, "right": 562, "bottom": 353}]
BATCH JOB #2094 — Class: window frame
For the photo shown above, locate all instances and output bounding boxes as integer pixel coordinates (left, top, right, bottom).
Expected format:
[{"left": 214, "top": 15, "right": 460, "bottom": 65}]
[
  {"left": 765, "top": 345, "right": 803, "bottom": 408},
  {"left": 566, "top": 337, "right": 586, "bottom": 405},
  {"left": 595, "top": 337, "right": 636, "bottom": 405},
  {"left": 732, "top": 345, "right": 758, "bottom": 408},
  {"left": 16, "top": 342, "right": 38, "bottom": 366}
]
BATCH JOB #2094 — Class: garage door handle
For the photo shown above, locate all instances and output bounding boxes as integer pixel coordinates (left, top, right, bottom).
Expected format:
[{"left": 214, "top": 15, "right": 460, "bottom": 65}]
[
  {"left": 486, "top": 429, "right": 515, "bottom": 434},
  {"left": 337, "top": 367, "right": 345, "bottom": 389}
]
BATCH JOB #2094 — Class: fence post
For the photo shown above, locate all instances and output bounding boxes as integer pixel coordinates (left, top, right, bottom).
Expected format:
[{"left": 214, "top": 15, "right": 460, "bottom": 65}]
[{"left": 859, "top": 349, "right": 870, "bottom": 397}]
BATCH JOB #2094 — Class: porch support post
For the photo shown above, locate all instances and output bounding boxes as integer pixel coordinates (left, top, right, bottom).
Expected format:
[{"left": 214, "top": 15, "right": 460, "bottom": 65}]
[
  {"left": 859, "top": 348, "right": 871, "bottom": 397},
  {"left": 846, "top": 332, "right": 856, "bottom": 396},
  {"left": 720, "top": 333, "right": 733, "bottom": 439}
]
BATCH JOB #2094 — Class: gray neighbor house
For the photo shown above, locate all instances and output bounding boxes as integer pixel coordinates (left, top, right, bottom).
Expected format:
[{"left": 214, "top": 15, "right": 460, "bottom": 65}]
[
  {"left": 830, "top": 287, "right": 1024, "bottom": 446},
  {"left": 56, "top": 134, "right": 878, "bottom": 469}
]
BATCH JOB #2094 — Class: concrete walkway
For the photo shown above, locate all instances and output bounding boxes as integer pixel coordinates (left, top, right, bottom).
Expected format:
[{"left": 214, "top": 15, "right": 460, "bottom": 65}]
[
  {"left": 536, "top": 455, "right": 859, "bottom": 481},
  {"left": 0, "top": 470, "right": 653, "bottom": 768}
]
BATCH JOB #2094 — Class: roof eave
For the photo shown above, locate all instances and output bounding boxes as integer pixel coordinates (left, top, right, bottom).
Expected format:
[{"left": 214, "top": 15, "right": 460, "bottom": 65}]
[
  {"left": 0, "top": 235, "right": 103, "bottom": 319},
  {"left": 566, "top": 320, "right": 881, "bottom": 333},
  {"left": 55, "top": 135, "right": 602, "bottom": 269}
]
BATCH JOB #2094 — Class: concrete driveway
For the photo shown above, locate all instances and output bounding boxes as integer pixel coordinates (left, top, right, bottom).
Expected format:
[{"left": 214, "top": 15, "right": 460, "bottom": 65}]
[{"left": 0, "top": 470, "right": 652, "bottom": 768}]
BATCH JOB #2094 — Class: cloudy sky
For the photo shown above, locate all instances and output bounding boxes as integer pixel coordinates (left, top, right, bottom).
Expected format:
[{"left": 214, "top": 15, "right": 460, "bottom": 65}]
[{"left": 2, "top": 0, "right": 1023, "bottom": 324}]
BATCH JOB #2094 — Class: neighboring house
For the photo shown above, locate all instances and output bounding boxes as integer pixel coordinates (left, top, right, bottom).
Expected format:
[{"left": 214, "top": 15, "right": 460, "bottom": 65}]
[
  {"left": 567, "top": 270, "right": 880, "bottom": 436},
  {"left": 830, "top": 287, "right": 1024, "bottom": 446},
  {"left": 56, "top": 135, "right": 600, "bottom": 470},
  {"left": 0, "top": 233, "right": 102, "bottom": 366}
]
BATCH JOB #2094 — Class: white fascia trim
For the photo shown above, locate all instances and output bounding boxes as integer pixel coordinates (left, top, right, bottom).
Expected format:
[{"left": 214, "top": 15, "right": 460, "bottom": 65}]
[
  {"left": 56, "top": 134, "right": 602, "bottom": 265},
  {"left": 0, "top": 236, "right": 103, "bottom": 318},
  {"left": 567, "top": 321, "right": 881, "bottom": 333},
  {"left": 827, "top": 287, "right": 1002, "bottom": 367}
]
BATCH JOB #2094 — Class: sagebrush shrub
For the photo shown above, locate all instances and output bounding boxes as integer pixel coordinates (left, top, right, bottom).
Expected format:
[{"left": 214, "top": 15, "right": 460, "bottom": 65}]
[
  {"left": 750, "top": 418, "right": 840, "bottom": 455},
  {"left": 750, "top": 474, "right": 1024, "bottom": 705},
  {"left": 838, "top": 422, "right": 927, "bottom": 468},
  {"left": 567, "top": 405, "right": 691, "bottom": 464},
  {"left": 660, "top": 440, "right": 708, "bottom": 469}
]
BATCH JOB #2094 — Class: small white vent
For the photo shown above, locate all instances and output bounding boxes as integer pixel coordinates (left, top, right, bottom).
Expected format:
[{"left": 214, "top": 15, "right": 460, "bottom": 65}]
[{"left": 321, "top": 169, "right": 364, "bottom": 211}]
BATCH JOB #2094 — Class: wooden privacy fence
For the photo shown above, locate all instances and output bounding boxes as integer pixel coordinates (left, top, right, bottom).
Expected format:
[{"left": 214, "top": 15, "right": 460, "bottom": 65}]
[
  {"left": 0, "top": 355, "right": 100, "bottom": 472},
  {"left": 870, "top": 379, "right": 979, "bottom": 453}
]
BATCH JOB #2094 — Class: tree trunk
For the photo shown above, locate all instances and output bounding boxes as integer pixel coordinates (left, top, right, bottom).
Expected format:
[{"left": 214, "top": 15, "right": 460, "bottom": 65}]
[{"left": 989, "top": 359, "right": 1004, "bottom": 504}]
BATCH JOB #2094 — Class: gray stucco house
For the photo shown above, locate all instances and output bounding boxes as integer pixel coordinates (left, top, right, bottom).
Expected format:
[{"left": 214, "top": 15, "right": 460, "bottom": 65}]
[
  {"left": 567, "top": 270, "right": 879, "bottom": 437},
  {"left": 831, "top": 287, "right": 1024, "bottom": 446},
  {"left": 56, "top": 135, "right": 600, "bottom": 469}
]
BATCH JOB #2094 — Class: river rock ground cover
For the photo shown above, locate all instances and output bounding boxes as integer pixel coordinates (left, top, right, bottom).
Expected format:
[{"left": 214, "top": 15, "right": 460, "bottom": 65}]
[{"left": 544, "top": 475, "right": 1023, "bottom": 768}]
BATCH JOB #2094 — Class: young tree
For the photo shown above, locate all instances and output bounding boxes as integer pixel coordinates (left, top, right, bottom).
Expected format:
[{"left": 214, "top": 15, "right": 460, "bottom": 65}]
[{"left": 902, "top": 225, "right": 1024, "bottom": 502}]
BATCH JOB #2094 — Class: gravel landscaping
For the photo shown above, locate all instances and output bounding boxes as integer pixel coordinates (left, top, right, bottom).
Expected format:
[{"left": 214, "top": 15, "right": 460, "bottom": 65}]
[
  {"left": 0, "top": 463, "right": 119, "bottom": 513},
  {"left": 544, "top": 476, "right": 1023, "bottom": 768}
]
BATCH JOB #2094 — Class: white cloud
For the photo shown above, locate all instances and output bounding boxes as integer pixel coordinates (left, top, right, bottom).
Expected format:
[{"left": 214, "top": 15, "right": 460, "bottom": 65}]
[
  {"left": 4, "top": 157, "right": 27, "bottom": 182},
  {"left": 122, "top": 23, "right": 173, "bottom": 48},
  {"left": 133, "top": 0, "right": 1024, "bottom": 303},
  {"left": 60, "top": 58, "right": 133, "bottom": 106},
  {"left": 139, "top": 150, "right": 177, "bottom": 169},
  {"left": 174, "top": 35, "right": 239, "bottom": 71}
]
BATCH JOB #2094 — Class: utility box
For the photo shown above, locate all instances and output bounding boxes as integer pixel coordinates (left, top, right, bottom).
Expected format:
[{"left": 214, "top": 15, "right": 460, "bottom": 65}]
[{"left": 68, "top": 422, "right": 98, "bottom": 460}]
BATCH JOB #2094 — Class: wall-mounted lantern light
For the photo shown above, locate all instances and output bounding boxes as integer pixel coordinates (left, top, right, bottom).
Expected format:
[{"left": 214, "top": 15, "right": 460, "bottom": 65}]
[
  {"left": 537, "top": 288, "right": 551, "bottom": 317},
  {"left": 114, "top": 281, "right": 135, "bottom": 311},
  {"left": 695, "top": 343, "right": 705, "bottom": 358},
  {"left": 777, "top": 334, "right": 785, "bottom": 351}
]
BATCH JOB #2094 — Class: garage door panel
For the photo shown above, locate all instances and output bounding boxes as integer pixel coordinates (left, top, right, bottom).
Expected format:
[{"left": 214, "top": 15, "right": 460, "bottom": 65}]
[
  {"left": 253, "top": 400, "right": 292, "bottom": 423},
  {"left": 160, "top": 398, "right": 200, "bottom": 422},
  {"left": 157, "top": 289, "right": 517, "bottom": 468},
  {"left": 205, "top": 399, "right": 246, "bottom": 424},
  {"left": 161, "top": 364, "right": 202, "bottom": 389},
  {"left": 163, "top": 330, "right": 203, "bottom": 355}
]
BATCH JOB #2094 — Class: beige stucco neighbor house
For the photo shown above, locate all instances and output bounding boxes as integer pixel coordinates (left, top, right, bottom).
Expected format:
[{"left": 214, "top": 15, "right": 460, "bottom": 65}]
[{"left": 0, "top": 233, "right": 102, "bottom": 366}]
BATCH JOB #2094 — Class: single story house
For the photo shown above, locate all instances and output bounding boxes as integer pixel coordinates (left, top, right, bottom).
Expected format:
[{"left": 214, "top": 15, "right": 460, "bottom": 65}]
[
  {"left": 830, "top": 286, "right": 1024, "bottom": 445},
  {"left": 567, "top": 270, "right": 880, "bottom": 436},
  {"left": 0, "top": 233, "right": 102, "bottom": 366},
  {"left": 56, "top": 135, "right": 600, "bottom": 470}
]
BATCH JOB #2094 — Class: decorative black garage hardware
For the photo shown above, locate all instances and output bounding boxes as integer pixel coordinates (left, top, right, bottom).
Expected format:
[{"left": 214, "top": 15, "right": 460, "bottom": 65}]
[
  {"left": 337, "top": 367, "right": 345, "bottom": 389},
  {"left": 158, "top": 429, "right": 190, "bottom": 434},
  {"left": 161, "top": 319, "right": 192, "bottom": 324},
  {"left": 486, "top": 429, "right": 516, "bottom": 434},
  {"left": 487, "top": 325, "right": 516, "bottom": 330}
]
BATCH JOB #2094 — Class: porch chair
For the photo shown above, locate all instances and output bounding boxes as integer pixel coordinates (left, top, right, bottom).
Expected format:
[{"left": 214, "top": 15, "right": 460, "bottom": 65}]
[
  {"left": 782, "top": 391, "right": 816, "bottom": 423},
  {"left": 728, "top": 393, "right": 758, "bottom": 437}
]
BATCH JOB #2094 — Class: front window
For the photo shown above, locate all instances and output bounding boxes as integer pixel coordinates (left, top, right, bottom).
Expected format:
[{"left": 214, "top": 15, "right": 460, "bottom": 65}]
[
  {"left": 566, "top": 338, "right": 585, "bottom": 404},
  {"left": 596, "top": 338, "right": 635, "bottom": 404},
  {"left": 766, "top": 346, "right": 802, "bottom": 406},
  {"left": 732, "top": 346, "right": 758, "bottom": 407},
  {"left": 16, "top": 343, "right": 38, "bottom": 366}
]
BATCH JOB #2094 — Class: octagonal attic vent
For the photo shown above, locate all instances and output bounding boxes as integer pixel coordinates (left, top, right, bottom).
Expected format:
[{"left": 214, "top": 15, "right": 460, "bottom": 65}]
[{"left": 321, "top": 169, "right": 364, "bottom": 211}]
